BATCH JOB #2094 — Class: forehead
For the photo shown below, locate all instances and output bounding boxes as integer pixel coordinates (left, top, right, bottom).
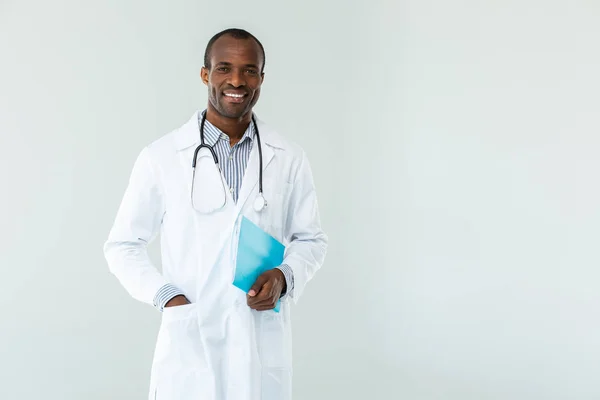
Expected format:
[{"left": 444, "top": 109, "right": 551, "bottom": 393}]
[{"left": 209, "top": 35, "right": 263, "bottom": 66}]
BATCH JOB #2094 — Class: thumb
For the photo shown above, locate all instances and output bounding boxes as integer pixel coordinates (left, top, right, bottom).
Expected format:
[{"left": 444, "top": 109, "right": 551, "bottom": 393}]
[{"left": 249, "top": 273, "right": 268, "bottom": 297}]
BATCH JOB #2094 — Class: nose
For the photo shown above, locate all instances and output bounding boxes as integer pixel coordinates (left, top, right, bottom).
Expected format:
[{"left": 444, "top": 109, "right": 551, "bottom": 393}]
[{"left": 228, "top": 68, "right": 246, "bottom": 88}]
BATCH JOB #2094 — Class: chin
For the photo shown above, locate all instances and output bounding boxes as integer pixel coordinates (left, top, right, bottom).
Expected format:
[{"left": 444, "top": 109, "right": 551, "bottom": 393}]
[{"left": 219, "top": 106, "right": 250, "bottom": 119}]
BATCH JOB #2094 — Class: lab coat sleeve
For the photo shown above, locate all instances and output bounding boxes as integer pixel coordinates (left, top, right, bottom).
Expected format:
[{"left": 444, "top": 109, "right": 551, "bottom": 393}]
[
  {"left": 282, "top": 150, "right": 328, "bottom": 304},
  {"left": 103, "top": 146, "right": 171, "bottom": 307}
]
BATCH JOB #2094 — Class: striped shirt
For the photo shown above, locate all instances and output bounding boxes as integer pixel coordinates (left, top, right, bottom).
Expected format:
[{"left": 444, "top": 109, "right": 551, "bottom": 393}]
[{"left": 153, "top": 112, "right": 294, "bottom": 311}]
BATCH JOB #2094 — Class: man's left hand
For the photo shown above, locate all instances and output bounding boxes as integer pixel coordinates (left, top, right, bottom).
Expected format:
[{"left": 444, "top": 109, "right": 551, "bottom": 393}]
[{"left": 247, "top": 269, "right": 286, "bottom": 311}]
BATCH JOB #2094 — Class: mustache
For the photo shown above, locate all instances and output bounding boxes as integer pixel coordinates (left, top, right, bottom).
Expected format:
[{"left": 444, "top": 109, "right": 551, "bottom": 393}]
[{"left": 222, "top": 86, "right": 249, "bottom": 94}]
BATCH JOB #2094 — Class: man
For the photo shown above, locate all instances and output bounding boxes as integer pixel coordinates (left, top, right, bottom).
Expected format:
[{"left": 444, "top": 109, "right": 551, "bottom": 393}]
[{"left": 103, "top": 28, "right": 327, "bottom": 400}]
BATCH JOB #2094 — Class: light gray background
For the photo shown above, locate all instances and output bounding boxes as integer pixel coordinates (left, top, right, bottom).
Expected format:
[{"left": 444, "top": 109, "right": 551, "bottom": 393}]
[{"left": 1, "top": 1, "right": 599, "bottom": 399}]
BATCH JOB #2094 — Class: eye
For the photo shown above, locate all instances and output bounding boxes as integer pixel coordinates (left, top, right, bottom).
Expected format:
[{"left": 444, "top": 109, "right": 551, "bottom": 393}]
[
  {"left": 245, "top": 69, "right": 259, "bottom": 75},
  {"left": 216, "top": 67, "right": 229, "bottom": 72}
]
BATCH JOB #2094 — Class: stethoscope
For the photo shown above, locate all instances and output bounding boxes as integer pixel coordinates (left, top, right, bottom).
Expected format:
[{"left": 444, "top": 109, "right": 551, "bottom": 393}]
[{"left": 191, "top": 111, "right": 267, "bottom": 212}]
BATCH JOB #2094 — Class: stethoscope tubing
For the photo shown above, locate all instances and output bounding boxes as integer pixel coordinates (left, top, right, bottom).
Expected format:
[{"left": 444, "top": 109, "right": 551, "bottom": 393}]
[{"left": 192, "top": 111, "right": 265, "bottom": 205}]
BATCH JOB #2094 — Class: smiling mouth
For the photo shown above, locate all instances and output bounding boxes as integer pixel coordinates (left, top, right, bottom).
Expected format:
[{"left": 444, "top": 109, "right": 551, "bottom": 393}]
[{"left": 223, "top": 92, "right": 248, "bottom": 104}]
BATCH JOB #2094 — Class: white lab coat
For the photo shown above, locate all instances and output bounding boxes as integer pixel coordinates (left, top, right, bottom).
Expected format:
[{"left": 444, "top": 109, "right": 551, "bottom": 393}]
[{"left": 103, "top": 111, "right": 328, "bottom": 400}]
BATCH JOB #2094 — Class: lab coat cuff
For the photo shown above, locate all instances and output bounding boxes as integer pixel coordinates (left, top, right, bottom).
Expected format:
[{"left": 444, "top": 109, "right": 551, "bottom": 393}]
[
  {"left": 276, "top": 264, "right": 294, "bottom": 298},
  {"left": 153, "top": 284, "right": 186, "bottom": 312}
]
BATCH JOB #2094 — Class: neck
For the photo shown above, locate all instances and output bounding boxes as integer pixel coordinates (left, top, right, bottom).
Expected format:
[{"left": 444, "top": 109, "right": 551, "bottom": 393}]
[{"left": 205, "top": 105, "right": 252, "bottom": 140}]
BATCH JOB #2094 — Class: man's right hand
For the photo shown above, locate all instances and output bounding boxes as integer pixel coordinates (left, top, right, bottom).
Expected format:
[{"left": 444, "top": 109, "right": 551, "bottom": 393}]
[{"left": 164, "top": 295, "right": 191, "bottom": 308}]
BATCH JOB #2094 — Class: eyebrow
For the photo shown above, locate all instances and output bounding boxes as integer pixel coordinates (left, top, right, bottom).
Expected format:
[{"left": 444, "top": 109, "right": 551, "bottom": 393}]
[{"left": 214, "top": 61, "right": 259, "bottom": 69}]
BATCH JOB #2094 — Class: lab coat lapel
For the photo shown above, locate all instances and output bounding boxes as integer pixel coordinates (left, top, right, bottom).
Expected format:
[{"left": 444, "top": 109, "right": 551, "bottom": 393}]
[
  {"left": 236, "top": 133, "right": 274, "bottom": 213},
  {"left": 176, "top": 111, "right": 280, "bottom": 217},
  {"left": 174, "top": 111, "right": 235, "bottom": 208},
  {"left": 174, "top": 110, "right": 201, "bottom": 151}
]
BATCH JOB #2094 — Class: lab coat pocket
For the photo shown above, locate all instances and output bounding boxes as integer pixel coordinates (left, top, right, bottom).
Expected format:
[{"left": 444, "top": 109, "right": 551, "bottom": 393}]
[
  {"left": 258, "top": 311, "right": 288, "bottom": 369},
  {"left": 262, "top": 367, "right": 292, "bottom": 400},
  {"left": 153, "top": 303, "right": 212, "bottom": 399},
  {"left": 161, "top": 302, "right": 196, "bottom": 323},
  {"left": 265, "top": 182, "right": 292, "bottom": 241}
]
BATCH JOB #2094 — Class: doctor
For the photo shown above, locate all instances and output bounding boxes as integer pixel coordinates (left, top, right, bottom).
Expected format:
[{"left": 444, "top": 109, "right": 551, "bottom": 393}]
[{"left": 103, "top": 28, "right": 328, "bottom": 400}]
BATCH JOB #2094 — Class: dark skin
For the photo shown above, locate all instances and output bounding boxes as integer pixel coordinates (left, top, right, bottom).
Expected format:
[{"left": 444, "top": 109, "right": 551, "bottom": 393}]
[
  {"left": 165, "top": 34, "right": 286, "bottom": 310},
  {"left": 203, "top": 34, "right": 262, "bottom": 146}
]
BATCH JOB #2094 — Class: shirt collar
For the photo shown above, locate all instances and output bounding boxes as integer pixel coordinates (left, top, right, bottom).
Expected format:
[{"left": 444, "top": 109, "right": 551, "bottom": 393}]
[
  {"left": 199, "top": 111, "right": 255, "bottom": 147},
  {"left": 175, "top": 110, "right": 286, "bottom": 152}
]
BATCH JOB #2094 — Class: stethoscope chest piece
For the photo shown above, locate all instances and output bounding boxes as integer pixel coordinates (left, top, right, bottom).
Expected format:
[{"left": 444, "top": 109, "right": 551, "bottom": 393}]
[{"left": 253, "top": 193, "right": 267, "bottom": 212}]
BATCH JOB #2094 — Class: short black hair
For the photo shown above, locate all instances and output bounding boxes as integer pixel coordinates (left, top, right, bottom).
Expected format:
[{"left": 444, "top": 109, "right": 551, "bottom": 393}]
[{"left": 203, "top": 28, "right": 266, "bottom": 73}]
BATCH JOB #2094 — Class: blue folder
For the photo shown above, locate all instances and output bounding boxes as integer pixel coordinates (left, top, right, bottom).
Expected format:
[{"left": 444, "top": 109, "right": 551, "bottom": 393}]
[{"left": 233, "top": 217, "right": 285, "bottom": 312}]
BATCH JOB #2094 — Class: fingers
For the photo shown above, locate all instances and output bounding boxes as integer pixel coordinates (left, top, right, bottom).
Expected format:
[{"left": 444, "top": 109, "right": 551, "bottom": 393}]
[
  {"left": 254, "top": 303, "right": 277, "bottom": 311},
  {"left": 247, "top": 281, "right": 277, "bottom": 310},
  {"left": 249, "top": 300, "right": 278, "bottom": 311},
  {"left": 250, "top": 296, "right": 277, "bottom": 308},
  {"left": 247, "top": 270, "right": 284, "bottom": 311},
  {"left": 247, "top": 281, "right": 272, "bottom": 304},
  {"left": 248, "top": 274, "right": 268, "bottom": 297}
]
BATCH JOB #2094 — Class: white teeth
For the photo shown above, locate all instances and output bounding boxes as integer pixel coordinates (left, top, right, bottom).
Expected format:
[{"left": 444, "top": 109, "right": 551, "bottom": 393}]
[{"left": 225, "top": 93, "right": 244, "bottom": 98}]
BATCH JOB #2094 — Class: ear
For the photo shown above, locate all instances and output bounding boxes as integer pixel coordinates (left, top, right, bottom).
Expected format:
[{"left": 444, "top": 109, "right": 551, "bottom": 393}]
[
  {"left": 201, "top": 67, "right": 209, "bottom": 85},
  {"left": 260, "top": 72, "right": 265, "bottom": 84}
]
